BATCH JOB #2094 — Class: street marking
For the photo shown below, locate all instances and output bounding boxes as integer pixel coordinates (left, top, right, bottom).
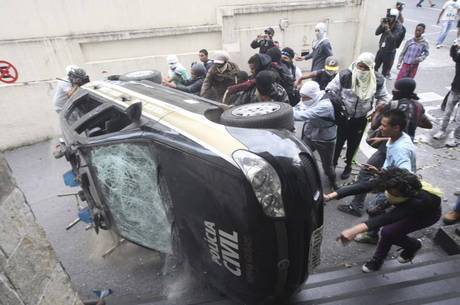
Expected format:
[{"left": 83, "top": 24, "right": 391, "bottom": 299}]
[{"left": 418, "top": 92, "right": 444, "bottom": 103}]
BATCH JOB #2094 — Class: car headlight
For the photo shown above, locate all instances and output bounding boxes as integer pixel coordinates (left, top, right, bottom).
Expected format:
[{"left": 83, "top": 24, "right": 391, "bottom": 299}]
[{"left": 232, "top": 150, "right": 285, "bottom": 218}]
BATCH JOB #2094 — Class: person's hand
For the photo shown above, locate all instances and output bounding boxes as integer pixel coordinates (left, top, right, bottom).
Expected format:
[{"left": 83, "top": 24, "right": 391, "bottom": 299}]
[
  {"left": 375, "top": 103, "right": 386, "bottom": 113},
  {"left": 336, "top": 223, "right": 368, "bottom": 245},
  {"left": 323, "top": 191, "right": 338, "bottom": 202},
  {"left": 294, "top": 79, "right": 302, "bottom": 89},
  {"left": 397, "top": 63, "right": 402, "bottom": 69},
  {"left": 367, "top": 137, "right": 390, "bottom": 146},
  {"left": 295, "top": 56, "right": 304, "bottom": 62},
  {"left": 362, "top": 164, "right": 380, "bottom": 174}
]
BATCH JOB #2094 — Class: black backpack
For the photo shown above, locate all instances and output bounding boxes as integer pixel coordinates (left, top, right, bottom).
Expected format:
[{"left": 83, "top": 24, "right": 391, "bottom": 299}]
[{"left": 322, "top": 91, "right": 348, "bottom": 126}]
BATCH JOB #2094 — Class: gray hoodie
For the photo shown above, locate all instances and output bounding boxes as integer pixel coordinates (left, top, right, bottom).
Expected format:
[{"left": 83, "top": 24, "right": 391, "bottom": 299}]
[
  {"left": 293, "top": 92, "right": 337, "bottom": 142},
  {"left": 325, "top": 68, "right": 389, "bottom": 118}
]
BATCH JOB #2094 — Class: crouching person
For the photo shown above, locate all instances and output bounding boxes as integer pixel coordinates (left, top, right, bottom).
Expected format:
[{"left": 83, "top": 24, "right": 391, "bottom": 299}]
[
  {"left": 294, "top": 81, "right": 338, "bottom": 190},
  {"left": 324, "top": 167, "right": 441, "bottom": 272}
]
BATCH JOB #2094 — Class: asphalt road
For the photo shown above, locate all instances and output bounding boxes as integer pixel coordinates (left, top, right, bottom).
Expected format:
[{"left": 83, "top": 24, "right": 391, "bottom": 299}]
[{"left": 4, "top": 0, "right": 460, "bottom": 304}]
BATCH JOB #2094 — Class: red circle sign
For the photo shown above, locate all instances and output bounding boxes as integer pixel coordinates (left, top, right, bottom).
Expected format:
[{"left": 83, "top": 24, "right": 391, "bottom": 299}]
[{"left": 0, "top": 60, "right": 19, "bottom": 84}]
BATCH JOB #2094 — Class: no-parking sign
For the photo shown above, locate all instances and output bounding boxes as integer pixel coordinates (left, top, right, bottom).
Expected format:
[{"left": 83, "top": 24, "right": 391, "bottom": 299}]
[{"left": 0, "top": 60, "right": 19, "bottom": 83}]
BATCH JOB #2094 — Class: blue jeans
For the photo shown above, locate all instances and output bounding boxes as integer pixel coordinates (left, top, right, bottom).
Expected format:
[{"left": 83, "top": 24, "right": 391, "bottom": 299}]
[{"left": 436, "top": 20, "right": 455, "bottom": 46}]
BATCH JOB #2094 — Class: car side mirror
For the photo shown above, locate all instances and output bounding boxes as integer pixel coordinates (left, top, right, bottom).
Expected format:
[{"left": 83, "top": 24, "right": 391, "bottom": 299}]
[{"left": 126, "top": 102, "right": 142, "bottom": 123}]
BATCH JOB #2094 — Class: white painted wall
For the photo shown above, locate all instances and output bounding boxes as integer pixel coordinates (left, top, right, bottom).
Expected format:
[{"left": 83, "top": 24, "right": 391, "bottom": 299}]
[{"left": 0, "top": 0, "right": 392, "bottom": 150}]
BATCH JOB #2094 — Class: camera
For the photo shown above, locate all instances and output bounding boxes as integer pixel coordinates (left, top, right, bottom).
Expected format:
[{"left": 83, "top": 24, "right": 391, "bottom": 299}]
[{"left": 396, "top": 2, "right": 405, "bottom": 10}]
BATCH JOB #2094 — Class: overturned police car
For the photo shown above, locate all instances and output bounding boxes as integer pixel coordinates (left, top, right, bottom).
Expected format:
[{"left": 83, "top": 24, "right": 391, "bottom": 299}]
[{"left": 57, "top": 73, "right": 324, "bottom": 305}]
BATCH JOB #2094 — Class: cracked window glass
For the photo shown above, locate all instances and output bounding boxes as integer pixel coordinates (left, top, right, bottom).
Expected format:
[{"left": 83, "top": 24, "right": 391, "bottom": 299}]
[{"left": 90, "top": 143, "right": 172, "bottom": 254}]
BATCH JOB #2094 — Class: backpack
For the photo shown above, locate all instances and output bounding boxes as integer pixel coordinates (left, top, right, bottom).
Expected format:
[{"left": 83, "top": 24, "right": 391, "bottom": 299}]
[{"left": 322, "top": 91, "right": 348, "bottom": 125}]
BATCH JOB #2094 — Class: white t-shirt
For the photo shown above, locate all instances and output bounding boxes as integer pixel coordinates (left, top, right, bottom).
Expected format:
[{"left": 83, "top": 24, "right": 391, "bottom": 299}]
[
  {"left": 441, "top": 1, "right": 460, "bottom": 21},
  {"left": 53, "top": 80, "right": 72, "bottom": 113}
]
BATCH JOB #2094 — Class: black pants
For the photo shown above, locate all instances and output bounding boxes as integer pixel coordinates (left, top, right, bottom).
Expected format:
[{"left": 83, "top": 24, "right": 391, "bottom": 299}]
[
  {"left": 333, "top": 116, "right": 368, "bottom": 168},
  {"left": 375, "top": 49, "right": 396, "bottom": 77}
]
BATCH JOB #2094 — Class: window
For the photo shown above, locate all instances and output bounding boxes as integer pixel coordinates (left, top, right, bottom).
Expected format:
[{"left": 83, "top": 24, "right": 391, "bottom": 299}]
[
  {"left": 66, "top": 94, "right": 102, "bottom": 125},
  {"left": 89, "top": 142, "right": 173, "bottom": 254}
]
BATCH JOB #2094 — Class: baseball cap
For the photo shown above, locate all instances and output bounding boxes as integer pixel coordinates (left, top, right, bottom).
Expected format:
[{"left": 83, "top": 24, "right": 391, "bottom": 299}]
[
  {"left": 213, "top": 51, "right": 230, "bottom": 64},
  {"left": 325, "top": 56, "right": 339, "bottom": 71}
]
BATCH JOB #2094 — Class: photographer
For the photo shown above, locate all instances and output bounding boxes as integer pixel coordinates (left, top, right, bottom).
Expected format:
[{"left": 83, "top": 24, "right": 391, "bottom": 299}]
[
  {"left": 53, "top": 65, "right": 89, "bottom": 113},
  {"left": 375, "top": 9, "right": 406, "bottom": 80},
  {"left": 250, "top": 27, "right": 278, "bottom": 54}
]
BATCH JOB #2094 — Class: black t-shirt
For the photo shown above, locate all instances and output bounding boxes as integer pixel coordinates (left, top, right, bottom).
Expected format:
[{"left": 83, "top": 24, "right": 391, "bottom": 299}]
[{"left": 314, "top": 69, "right": 335, "bottom": 90}]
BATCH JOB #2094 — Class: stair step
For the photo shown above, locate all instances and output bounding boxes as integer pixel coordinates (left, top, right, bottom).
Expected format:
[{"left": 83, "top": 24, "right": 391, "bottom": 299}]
[
  {"left": 133, "top": 255, "right": 460, "bottom": 305},
  {"left": 292, "top": 255, "right": 460, "bottom": 305},
  {"left": 305, "top": 251, "right": 443, "bottom": 288}
]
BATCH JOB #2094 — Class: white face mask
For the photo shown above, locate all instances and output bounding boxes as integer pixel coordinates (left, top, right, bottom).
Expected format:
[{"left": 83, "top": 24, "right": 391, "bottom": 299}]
[
  {"left": 356, "top": 69, "right": 370, "bottom": 83},
  {"left": 169, "top": 63, "right": 177, "bottom": 70}
]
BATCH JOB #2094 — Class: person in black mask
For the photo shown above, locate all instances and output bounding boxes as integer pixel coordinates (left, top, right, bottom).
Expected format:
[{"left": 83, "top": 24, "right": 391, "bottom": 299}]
[
  {"left": 295, "top": 56, "right": 339, "bottom": 90},
  {"left": 337, "top": 78, "right": 432, "bottom": 220},
  {"left": 266, "top": 47, "right": 296, "bottom": 105},
  {"left": 281, "top": 47, "right": 302, "bottom": 81}
]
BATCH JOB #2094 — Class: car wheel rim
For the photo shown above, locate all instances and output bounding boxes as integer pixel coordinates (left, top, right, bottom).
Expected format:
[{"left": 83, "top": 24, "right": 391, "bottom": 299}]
[{"left": 231, "top": 103, "right": 281, "bottom": 117}]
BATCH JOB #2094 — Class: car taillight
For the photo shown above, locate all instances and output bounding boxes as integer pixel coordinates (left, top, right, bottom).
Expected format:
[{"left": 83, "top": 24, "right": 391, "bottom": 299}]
[{"left": 232, "top": 150, "right": 285, "bottom": 218}]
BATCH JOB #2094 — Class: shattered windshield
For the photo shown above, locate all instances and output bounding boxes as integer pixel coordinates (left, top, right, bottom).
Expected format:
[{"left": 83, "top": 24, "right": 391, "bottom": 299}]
[{"left": 89, "top": 142, "right": 173, "bottom": 254}]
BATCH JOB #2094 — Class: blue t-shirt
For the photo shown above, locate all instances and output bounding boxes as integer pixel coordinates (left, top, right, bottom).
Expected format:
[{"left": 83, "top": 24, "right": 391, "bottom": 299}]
[{"left": 383, "top": 132, "right": 416, "bottom": 173}]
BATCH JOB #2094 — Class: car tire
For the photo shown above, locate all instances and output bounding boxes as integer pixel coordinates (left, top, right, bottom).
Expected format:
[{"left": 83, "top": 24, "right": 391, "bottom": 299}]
[
  {"left": 119, "top": 70, "right": 162, "bottom": 84},
  {"left": 220, "top": 102, "right": 294, "bottom": 130}
]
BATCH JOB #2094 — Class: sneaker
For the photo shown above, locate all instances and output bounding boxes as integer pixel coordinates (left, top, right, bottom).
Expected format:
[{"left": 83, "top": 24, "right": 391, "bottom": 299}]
[
  {"left": 443, "top": 211, "right": 460, "bottom": 225},
  {"left": 446, "top": 137, "right": 458, "bottom": 147},
  {"left": 385, "top": 75, "right": 393, "bottom": 80},
  {"left": 436, "top": 44, "right": 442, "bottom": 49},
  {"left": 337, "top": 204, "right": 362, "bottom": 217},
  {"left": 416, "top": 4, "right": 422, "bottom": 7},
  {"left": 397, "top": 239, "right": 422, "bottom": 263},
  {"left": 430, "top": 4, "right": 436, "bottom": 7},
  {"left": 362, "top": 257, "right": 383, "bottom": 273},
  {"left": 354, "top": 232, "right": 379, "bottom": 244},
  {"left": 341, "top": 165, "right": 352, "bottom": 180},
  {"left": 433, "top": 130, "right": 446, "bottom": 140}
]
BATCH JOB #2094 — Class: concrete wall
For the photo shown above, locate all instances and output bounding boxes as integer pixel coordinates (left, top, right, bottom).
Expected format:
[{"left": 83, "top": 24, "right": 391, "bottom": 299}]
[
  {"left": 0, "top": 154, "right": 83, "bottom": 305},
  {"left": 0, "top": 0, "right": 392, "bottom": 150}
]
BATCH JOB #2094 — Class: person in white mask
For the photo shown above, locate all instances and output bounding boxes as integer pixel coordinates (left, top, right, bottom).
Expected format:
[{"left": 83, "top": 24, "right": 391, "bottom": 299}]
[
  {"left": 326, "top": 52, "right": 389, "bottom": 180},
  {"left": 295, "top": 22, "right": 333, "bottom": 72},
  {"left": 293, "top": 81, "right": 338, "bottom": 189},
  {"left": 164, "top": 54, "right": 190, "bottom": 85}
]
